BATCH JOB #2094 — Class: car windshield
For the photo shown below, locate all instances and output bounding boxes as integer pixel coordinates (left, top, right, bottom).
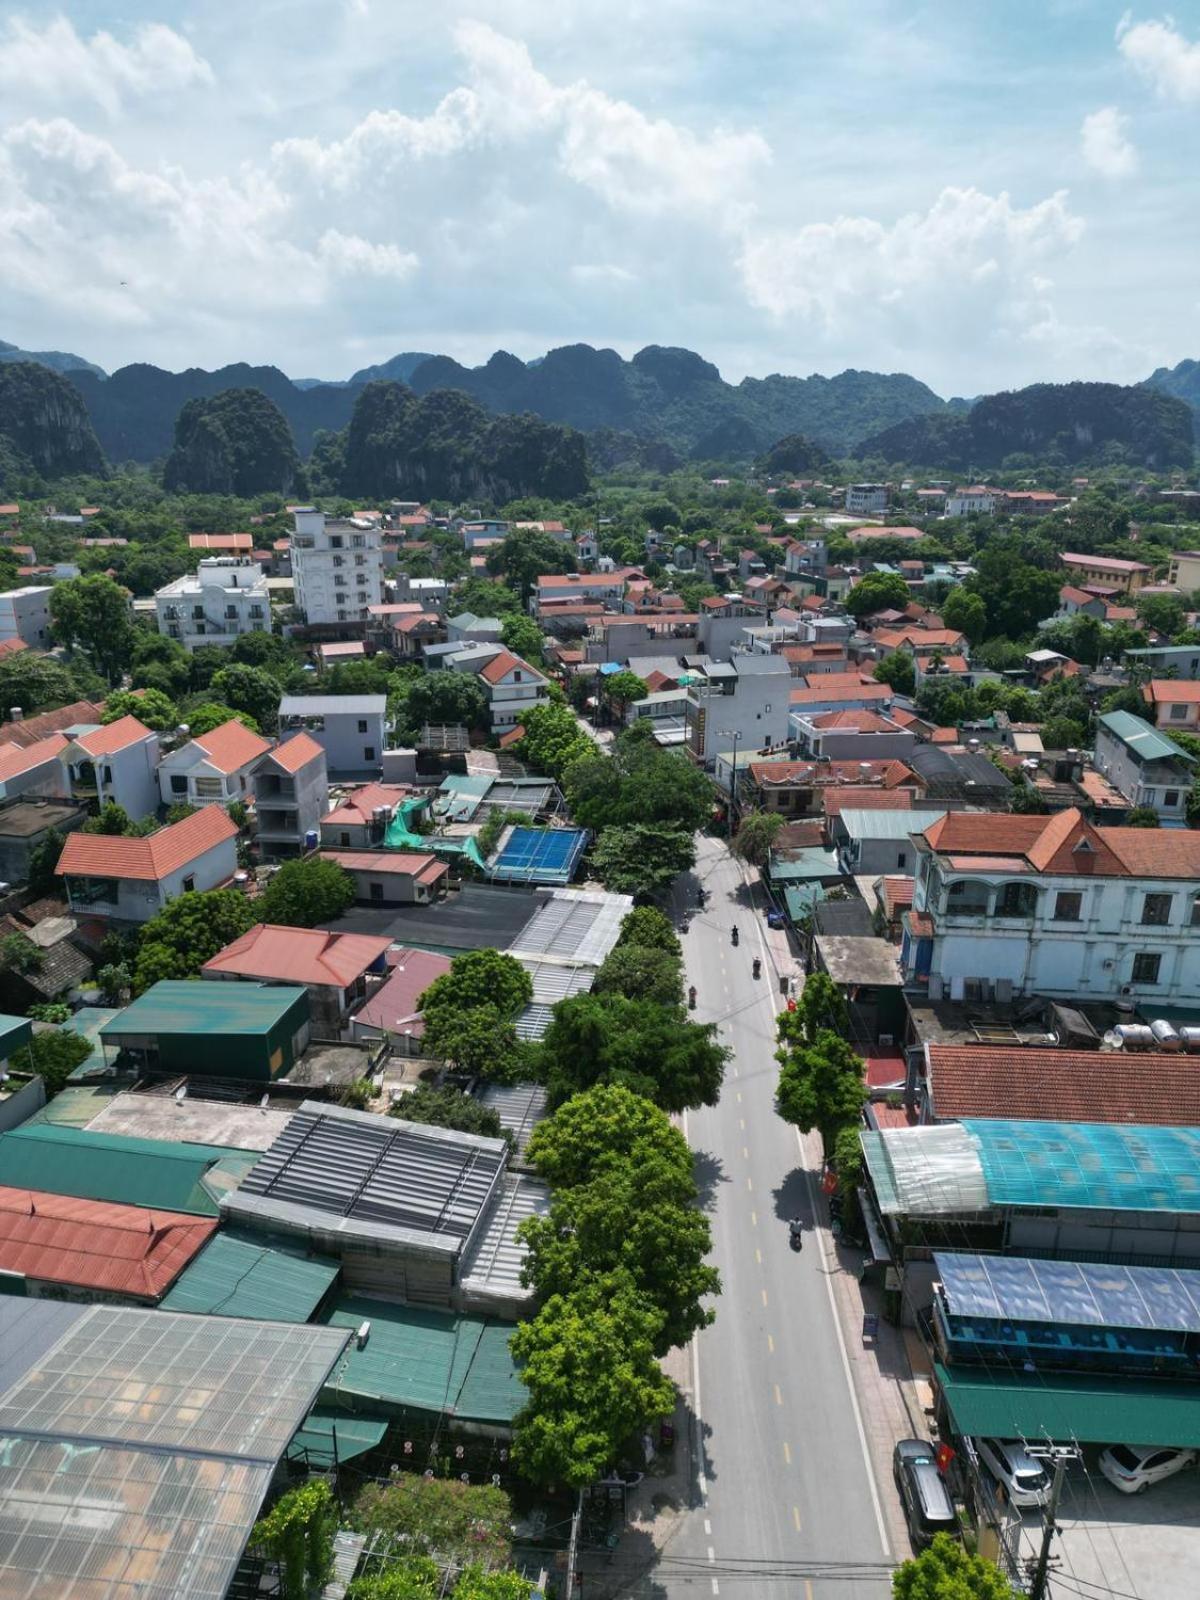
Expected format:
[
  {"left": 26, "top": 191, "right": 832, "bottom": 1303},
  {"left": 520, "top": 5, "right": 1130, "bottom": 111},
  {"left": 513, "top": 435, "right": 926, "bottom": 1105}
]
[
  {"left": 1108, "top": 1446, "right": 1140, "bottom": 1471},
  {"left": 1015, "top": 1468, "right": 1048, "bottom": 1490}
]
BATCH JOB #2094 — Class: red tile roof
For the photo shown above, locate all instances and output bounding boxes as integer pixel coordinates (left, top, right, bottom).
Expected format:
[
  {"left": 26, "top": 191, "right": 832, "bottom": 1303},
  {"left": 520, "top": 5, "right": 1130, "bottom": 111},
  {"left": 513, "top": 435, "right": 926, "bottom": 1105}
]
[
  {"left": 809, "top": 710, "right": 897, "bottom": 731},
  {"left": 824, "top": 788, "right": 914, "bottom": 818},
  {"left": 352, "top": 947, "right": 453, "bottom": 1036},
  {"left": 192, "top": 718, "right": 272, "bottom": 774},
  {"left": 480, "top": 651, "right": 540, "bottom": 685},
  {"left": 203, "top": 924, "right": 392, "bottom": 986},
  {"left": 789, "top": 682, "right": 892, "bottom": 707},
  {"left": 1059, "top": 585, "right": 1096, "bottom": 606},
  {"left": 57, "top": 805, "right": 238, "bottom": 882},
  {"left": 0, "top": 1186, "right": 214, "bottom": 1298},
  {"left": 874, "top": 628, "right": 965, "bottom": 650},
  {"left": 321, "top": 850, "right": 448, "bottom": 882},
  {"left": 498, "top": 724, "right": 526, "bottom": 748},
  {"left": 0, "top": 701, "right": 106, "bottom": 749},
  {"left": 0, "top": 732, "right": 69, "bottom": 783},
  {"left": 1061, "top": 552, "right": 1150, "bottom": 574},
  {"left": 926, "top": 1044, "right": 1200, "bottom": 1125},
  {"left": 0, "top": 638, "right": 28, "bottom": 659},
  {"left": 188, "top": 532, "right": 252, "bottom": 550},
  {"left": 922, "top": 806, "right": 1200, "bottom": 879},
  {"left": 322, "top": 783, "right": 409, "bottom": 828},
  {"left": 72, "top": 715, "right": 154, "bottom": 758},
  {"left": 847, "top": 525, "right": 925, "bottom": 540},
  {"left": 1144, "top": 679, "right": 1200, "bottom": 705},
  {"left": 929, "top": 727, "right": 960, "bottom": 744},
  {"left": 267, "top": 732, "right": 325, "bottom": 774}
]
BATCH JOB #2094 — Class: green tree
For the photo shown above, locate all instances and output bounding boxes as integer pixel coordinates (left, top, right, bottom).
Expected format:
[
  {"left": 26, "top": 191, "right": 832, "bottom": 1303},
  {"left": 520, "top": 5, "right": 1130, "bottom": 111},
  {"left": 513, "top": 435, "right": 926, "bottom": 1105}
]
[
  {"left": 1136, "top": 590, "right": 1186, "bottom": 638},
  {"left": 590, "top": 824, "right": 695, "bottom": 899},
  {"left": 602, "top": 670, "right": 648, "bottom": 716},
  {"left": 49, "top": 573, "right": 135, "bottom": 681},
  {"left": 452, "top": 1570, "right": 533, "bottom": 1600},
  {"left": 526, "top": 1082, "right": 694, "bottom": 1192},
  {"left": 0, "top": 652, "right": 92, "bottom": 718},
  {"left": 210, "top": 664, "right": 283, "bottom": 732},
  {"left": 454, "top": 578, "right": 521, "bottom": 617},
  {"left": 391, "top": 1083, "right": 506, "bottom": 1143},
  {"left": 259, "top": 858, "right": 355, "bottom": 927},
  {"left": 514, "top": 701, "right": 596, "bottom": 781},
  {"left": 616, "top": 905, "right": 681, "bottom": 957},
  {"left": 844, "top": 572, "right": 912, "bottom": 618},
  {"left": 593, "top": 943, "right": 683, "bottom": 1006},
  {"left": 732, "top": 811, "right": 784, "bottom": 868},
  {"left": 1125, "top": 805, "right": 1161, "bottom": 827},
  {"left": 891, "top": 1535, "right": 1017, "bottom": 1599},
  {"left": 419, "top": 948, "right": 532, "bottom": 1020},
  {"left": 486, "top": 525, "right": 576, "bottom": 601},
  {"left": 350, "top": 1475, "right": 511, "bottom": 1569},
  {"left": 101, "top": 687, "right": 178, "bottom": 731},
  {"left": 251, "top": 1480, "right": 336, "bottom": 1600},
  {"left": 183, "top": 701, "right": 262, "bottom": 738},
  {"left": 775, "top": 1025, "right": 865, "bottom": 1151},
  {"left": 24, "top": 1028, "right": 91, "bottom": 1097},
  {"left": 133, "top": 888, "right": 257, "bottom": 992},
  {"left": 874, "top": 653, "right": 916, "bottom": 697},
  {"left": 541, "top": 992, "right": 727, "bottom": 1112},
  {"left": 510, "top": 1272, "right": 674, "bottom": 1487},
  {"left": 0, "top": 933, "right": 41, "bottom": 973},
  {"left": 941, "top": 587, "right": 988, "bottom": 645},
  {"left": 1042, "top": 714, "right": 1087, "bottom": 750},
  {"left": 499, "top": 612, "right": 546, "bottom": 664},
  {"left": 347, "top": 1561, "right": 438, "bottom": 1600},
  {"left": 25, "top": 829, "right": 65, "bottom": 896},
  {"left": 790, "top": 972, "right": 849, "bottom": 1042},
  {"left": 566, "top": 725, "right": 714, "bottom": 833},
  {"left": 81, "top": 802, "right": 137, "bottom": 836}
]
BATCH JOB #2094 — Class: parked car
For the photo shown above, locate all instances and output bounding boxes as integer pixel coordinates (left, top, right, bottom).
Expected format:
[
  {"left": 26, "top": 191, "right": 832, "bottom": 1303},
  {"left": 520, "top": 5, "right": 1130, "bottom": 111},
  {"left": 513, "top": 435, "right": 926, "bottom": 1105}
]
[
  {"left": 1098, "top": 1444, "right": 1197, "bottom": 1494},
  {"left": 893, "top": 1438, "right": 959, "bottom": 1549},
  {"left": 972, "top": 1438, "right": 1051, "bottom": 1509}
]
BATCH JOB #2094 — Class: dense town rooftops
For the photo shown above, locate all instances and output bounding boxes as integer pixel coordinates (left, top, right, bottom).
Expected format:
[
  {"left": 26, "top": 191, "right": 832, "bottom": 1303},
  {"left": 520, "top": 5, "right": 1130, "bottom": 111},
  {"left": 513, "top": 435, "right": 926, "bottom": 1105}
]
[{"left": 921, "top": 805, "right": 1200, "bottom": 878}]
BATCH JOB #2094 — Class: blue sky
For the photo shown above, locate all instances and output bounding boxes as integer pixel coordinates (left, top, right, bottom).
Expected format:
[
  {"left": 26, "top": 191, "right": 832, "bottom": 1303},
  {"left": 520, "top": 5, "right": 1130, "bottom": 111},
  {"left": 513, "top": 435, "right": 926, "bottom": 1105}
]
[{"left": 1, "top": 2, "right": 1198, "bottom": 394}]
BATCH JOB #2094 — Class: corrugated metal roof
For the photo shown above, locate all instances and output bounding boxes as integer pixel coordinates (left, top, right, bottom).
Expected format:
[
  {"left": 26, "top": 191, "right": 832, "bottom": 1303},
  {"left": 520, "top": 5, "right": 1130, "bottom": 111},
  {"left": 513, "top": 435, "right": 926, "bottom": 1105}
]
[
  {"left": 224, "top": 1101, "right": 506, "bottom": 1257},
  {"left": 102, "top": 979, "right": 309, "bottom": 1040},
  {"left": 286, "top": 1408, "right": 387, "bottom": 1466},
  {"left": 477, "top": 1082, "right": 548, "bottom": 1156},
  {"left": 160, "top": 1232, "right": 340, "bottom": 1322},
  {"left": 459, "top": 1174, "right": 548, "bottom": 1307},
  {"left": 768, "top": 848, "right": 840, "bottom": 881},
  {"left": 838, "top": 807, "right": 947, "bottom": 840},
  {"left": 511, "top": 887, "right": 632, "bottom": 967},
  {"left": 935, "top": 1361, "right": 1200, "bottom": 1449},
  {"left": 321, "top": 1293, "right": 524, "bottom": 1424},
  {"left": 0, "top": 1123, "right": 259, "bottom": 1215},
  {"left": 1098, "top": 709, "right": 1194, "bottom": 765}
]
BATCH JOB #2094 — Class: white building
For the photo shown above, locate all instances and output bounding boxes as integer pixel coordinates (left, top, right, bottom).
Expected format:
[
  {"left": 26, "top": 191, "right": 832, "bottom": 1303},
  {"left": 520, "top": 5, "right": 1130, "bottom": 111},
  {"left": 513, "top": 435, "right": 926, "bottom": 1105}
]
[
  {"left": 845, "top": 483, "right": 889, "bottom": 516},
  {"left": 278, "top": 694, "right": 387, "bottom": 779},
  {"left": 252, "top": 733, "right": 328, "bottom": 860},
  {"left": 946, "top": 488, "right": 997, "bottom": 517},
  {"left": 291, "top": 507, "right": 384, "bottom": 627},
  {"left": 902, "top": 807, "right": 1200, "bottom": 1004},
  {"left": 0, "top": 587, "right": 52, "bottom": 649},
  {"left": 446, "top": 647, "right": 549, "bottom": 734},
  {"left": 685, "top": 653, "right": 791, "bottom": 767},
  {"left": 155, "top": 558, "right": 270, "bottom": 651},
  {"left": 59, "top": 715, "right": 160, "bottom": 821},
  {"left": 158, "top": 718, "right": 273, "bottom": 810},
  {"left": 55, "top": 806, "right": 239, "bottom": 924}
]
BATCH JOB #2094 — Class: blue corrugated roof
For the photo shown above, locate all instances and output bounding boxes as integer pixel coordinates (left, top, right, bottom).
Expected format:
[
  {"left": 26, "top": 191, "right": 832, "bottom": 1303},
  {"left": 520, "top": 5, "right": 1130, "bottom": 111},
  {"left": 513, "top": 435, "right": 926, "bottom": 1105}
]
[{"left": 962, "top": 1120, "right": 1200, "bottom": 1213}]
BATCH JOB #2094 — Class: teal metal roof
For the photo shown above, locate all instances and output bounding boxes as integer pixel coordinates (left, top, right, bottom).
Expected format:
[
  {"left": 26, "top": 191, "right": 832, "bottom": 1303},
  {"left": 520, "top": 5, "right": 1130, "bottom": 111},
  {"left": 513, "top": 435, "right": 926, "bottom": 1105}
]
[
  {"left": 963, "top": 1119, "right": 1200, "bottom": 1213},
  {"left": 286, "top": 1408, "right": 387, "bottom": 1466},
  {"left": 0, "top": 1124, "right": 259, "bottom": 1215},
  {"left": 838, "top": 808, "right": 947, "bottom": 840},
  {"left": 160, "top": 1233, "right": 339, "bottom": 1321},
  {"left": 769, "top": 848, "right": 841, "bottom": 881},
  {"left": 63, "top": 1006, "right": 120, "bottom": 1080},
  {"left": 100, "top": 981, "right": 308, "bottom": 1040},
  {"left": 783, "top": 883, "right": 828, "bottom": 921},
  {"left": 0, "top": 1015, "right": 31, "bottom": 1061},
  {"left": 321, "top": 1294, "right": 524, "bottom": 1425},
  {"left": 1098, "top": 710, "right": 1194, "bottom": 766},
  {"left": 936, "top": 1362, "right": 1200, "bottom": 1448}
]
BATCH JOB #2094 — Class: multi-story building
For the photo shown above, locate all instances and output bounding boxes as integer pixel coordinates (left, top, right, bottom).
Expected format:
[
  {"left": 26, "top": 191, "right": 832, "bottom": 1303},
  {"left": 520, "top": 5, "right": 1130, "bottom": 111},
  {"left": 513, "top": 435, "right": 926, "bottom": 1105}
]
[
  {"left": 0, "top": 586, "right": 52, "bottom": 649},
  {"left": 685, "top": 653, "right": 791, "bottom": 767},
  {"left": 1167, "top": 550, "right": 1200, "bottom": 592},
  {"left": 157, "top": 719, "right": 272, "bottom": 810},
  {"left": 59, "top": 715, "right": 160, "bottom": 821},
  {"left": 252, "top": 733, "right": 328, "bottom": 859},
  {"left": 154, "top": 558, "right": 270, "bottom": 651},
  {"left": 1059, "top": 552, "right": 1150, "bottom": 595},
  {"left": 56, "top": 806, "right": 239, "bottom": 924},
  {"left": 446, "top": 648, "right": 550, "bottom": 734},
  {"left": 278, "top": 694, "right": 387, "bottom": 779},
  {"left": 945, "top": 487, "right": 997, "bottom": 517},
  {"left": 290, "top": 507, "right": 384, "bottom": 627},
  {"left": 901, "top": 807, "right": 1200, "bottom": 1003},
  {"left": 1141, "top": 678, "right": 1200, "bottom": 733},
  {"left": 845, "top": 483, "right": 889, "bottom": 516},
  {"left": 1092, "top": 711, "right": 1195, "bottom": 822}
]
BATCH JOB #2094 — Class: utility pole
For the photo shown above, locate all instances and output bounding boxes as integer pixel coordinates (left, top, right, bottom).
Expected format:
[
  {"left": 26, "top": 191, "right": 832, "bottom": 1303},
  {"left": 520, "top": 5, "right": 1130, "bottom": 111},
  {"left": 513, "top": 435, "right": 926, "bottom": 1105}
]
[
  {"left": 718, "top": 727, "right": 740, "bottom": 841},
  {"left": 1026, "top": 1445, "right": 1077, "bottom": 1600}
]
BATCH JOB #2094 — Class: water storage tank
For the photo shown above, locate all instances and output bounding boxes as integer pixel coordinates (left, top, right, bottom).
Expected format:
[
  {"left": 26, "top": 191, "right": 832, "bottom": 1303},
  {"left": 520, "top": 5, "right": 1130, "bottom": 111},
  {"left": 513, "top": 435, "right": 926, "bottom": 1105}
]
[
  {"left": 1178, "top": 1027, "right": 1200, "bottom": 1054},
  {"left": 1151, "top": 1019, "right": 1182, "bottom": 1051},
  {"left": 1112, "top": 1024, "right": 1155, "bottom": 1050},
  {"left": 304, "top": 829, "right": 319, "bottom": 851}
]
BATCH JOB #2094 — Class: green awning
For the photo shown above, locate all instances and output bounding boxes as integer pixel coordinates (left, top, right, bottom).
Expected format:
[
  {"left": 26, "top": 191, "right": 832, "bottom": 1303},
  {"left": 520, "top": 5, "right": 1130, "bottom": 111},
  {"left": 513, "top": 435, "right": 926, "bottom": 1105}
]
[
  {"left": 784, "top": 884, "right": 827, "bottom": 921},
  {"left": 160, "top": 1234, "right": 339, "bottom": 1322},
  {"left": 287, "top": 1408, "right": 388, "bottom": 1466},
  {"left": 936, "top": 1362, "right": 1200, "bottom": 1448}
]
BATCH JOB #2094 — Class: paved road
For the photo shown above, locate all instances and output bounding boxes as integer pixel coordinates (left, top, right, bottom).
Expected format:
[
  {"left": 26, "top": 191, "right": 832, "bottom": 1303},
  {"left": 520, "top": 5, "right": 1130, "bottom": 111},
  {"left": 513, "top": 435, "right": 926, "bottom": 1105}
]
[{"left": 658, "top": 835, "right": 894, "bottom": 1598}]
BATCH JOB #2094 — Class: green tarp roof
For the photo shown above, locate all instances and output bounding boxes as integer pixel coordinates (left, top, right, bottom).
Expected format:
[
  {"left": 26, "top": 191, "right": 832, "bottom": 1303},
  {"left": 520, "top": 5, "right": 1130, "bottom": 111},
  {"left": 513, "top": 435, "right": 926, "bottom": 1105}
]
[
  {"left": 321, "top": 1294, "right": 524, "bottom": 1426},
  {"left": 0, "top": 1124, "right": 259, "bottom": 1215},
  {"left": 160, "top": 1234, "right": 339, "bottom": 1322},
  {"left": 936, "top": 1362, "right": 1200, "bottom": 1449},
  {"left": 101, "top": 981, "right": 308, "bottom": 1040},
  {"left": 287, "top": 1408, "right": 387, "bottom": 1466}
]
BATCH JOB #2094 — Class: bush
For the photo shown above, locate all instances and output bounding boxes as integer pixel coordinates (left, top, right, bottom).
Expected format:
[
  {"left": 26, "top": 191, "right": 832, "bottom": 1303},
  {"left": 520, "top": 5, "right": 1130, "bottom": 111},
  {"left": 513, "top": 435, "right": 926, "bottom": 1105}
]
[
  {"left": 350, "top": 1476, "right": 512, "bottom": 1570},
  {"left": 259, "top": 858, "right": 355, "bottom": 927},
  {"left": 252, "top": 1480, "right": 337, "bottom": 1599},
  {"left": 391, "top": 1083, "right": 507, "bottom": 1143},
  {"left": 26, "top": 1028, "right": 91, "bottom": 1096}
]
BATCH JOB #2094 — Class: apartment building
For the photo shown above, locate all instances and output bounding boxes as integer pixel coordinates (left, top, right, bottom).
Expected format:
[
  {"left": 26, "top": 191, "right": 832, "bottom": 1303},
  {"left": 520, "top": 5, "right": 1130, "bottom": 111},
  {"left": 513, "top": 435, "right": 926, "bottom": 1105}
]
[
  {"left": 1059, "top": 552, "right": 1151, "bottom": 595},
  {"left": 278, "top": 694, "right": 387, "bottom": 779},
  {"left": 845, "top": 483, "right": 889, "bottom": 516},
  {"left": 155, "top": 558, "right": 270, "bottom": 651},
  {"left": 291, "top": 507, "right": 384, "bottom": 626},
  {"left": 1167, "top": 550, "right": 1200, "bottom": 592},
  {"left": 1092, "top": 711, "right": 1195, "bottom": 822},
  {"left": 252, "top": 734, "right": 328, "bottom": 859},
  {"left": 902, "top": 807, "right": 1200, "bottom": 1003},
  {"left": 0, "top": 586, "right": 52, "bottom": 649},
  {"left": 946, "top": 487, "right": 997, "bottom": 517}
]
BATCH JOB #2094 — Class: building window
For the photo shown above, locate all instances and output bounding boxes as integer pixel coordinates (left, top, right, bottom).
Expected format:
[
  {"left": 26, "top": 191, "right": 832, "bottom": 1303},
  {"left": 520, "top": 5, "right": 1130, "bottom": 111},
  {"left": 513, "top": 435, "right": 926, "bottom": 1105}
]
[
  {"left": 1132, "top": 953, "right": 1161, "bottom": 985},
  {"left": 1142, "top": 893, "right": 1172, "bottom": 926},
  {"left": 363, "top": 746, "right": 375, "bottom": 762},
  {"left": 1053, "top": 891, "right": 1083, "bottom": 921},
  {"left": 1164, "top": 790, "right": 1180, "bottom": 808},
  {"left": 357, "top": 720, "right": 368, "bottom": 733},
  {"left": 330, "top": 536, "right": 343, "bottom": 549},
  {"left": 194, "top": 777, "right": 223, "bottom": 799},
  {"left": 995, "top": 881, "right": 1037, "bottom": 918},
  {"left": 182, "top": 875, "right": 196, "bottom": 893},
  {"left": 1170, "top": 704, "right": 1189, "bottom": 720},
  {"left": 369, "top": 881, "right": 384, "bottom": 902},
  {"left": 333, "top": 556, "right": 343, "bottom": 567},
  {"left": 170, "top": 774, "right": 188, "bottom": 795},
  {"left": 1192, "top": 893, "right": 1200, "bottom": 927},
  {"left": 340, "top": 832, "right": 351, "bottom": 846}
]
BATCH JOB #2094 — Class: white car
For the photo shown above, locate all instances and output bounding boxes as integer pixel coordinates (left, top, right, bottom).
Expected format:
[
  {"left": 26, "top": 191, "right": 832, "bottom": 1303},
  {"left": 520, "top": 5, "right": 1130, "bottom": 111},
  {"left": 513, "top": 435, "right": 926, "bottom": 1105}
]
[
  {"left": 972, "top": 1438, "right": 1051, "bottom": 1509},
  {"left": 1098, "top": 1444, "right": 1197, "bottom": 1494}
]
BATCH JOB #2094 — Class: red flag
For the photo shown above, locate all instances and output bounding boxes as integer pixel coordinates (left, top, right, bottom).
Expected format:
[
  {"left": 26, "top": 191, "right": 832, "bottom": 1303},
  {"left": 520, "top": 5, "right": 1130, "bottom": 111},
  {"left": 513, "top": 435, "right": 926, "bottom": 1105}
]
[
  {"left": 936, "top": 1442, "right": 956, "bottom": 1475},
  {"left": 821, "top": 1167, "right": 838, "bottom": 1196}
]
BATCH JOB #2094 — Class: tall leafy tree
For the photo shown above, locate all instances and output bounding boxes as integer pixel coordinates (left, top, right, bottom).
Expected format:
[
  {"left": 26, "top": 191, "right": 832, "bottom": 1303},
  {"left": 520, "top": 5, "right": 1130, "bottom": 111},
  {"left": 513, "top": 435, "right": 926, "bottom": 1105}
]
[
  {"left": 775, "top": 1025, "right": 865, "bottom": 1151},
  {"left": 134, "top": 888, "right": 257, "bottom": 991},
  {"left": 891, "top": 1536, "right": 1017, "bottom": 1599},
  {"left": 499, "top": 612, "right": 546, "bottom": 664},
  {"left": 49, "top": 573, "right": 135, "bottom": 681},
  {"left": 486, "top": 525, "right": 577, "bottom": 601},
  {"left": 526, "top": 1082, "right": 694, "bottom": 1191},
  {"left": 589, "top": 824, "right": 695, "bottom": 899},
  {"left": 566, "top": 723, "right": 713, "bottom": 833},
  {"left": 941, "top": 588, "right": 988, "bottom": 645},
  {"left": 732, "top": 811, "right": 784, "bottom": 867},
  {"left": 513, "top": 702, "right": 595, "bottom": 782},
  {"left": 616, "top": 906, "right": 682, "bottom": 957},
  {"left": 844, "top": 572, "right": 912, "bottom": 618},
  {"left": 592, "top": 943, "right": 683, "bottom": 1006},
  {"left": 101, "top": 688, "right": 178, "bottom": 731},
  {"left": 259, "top": 859, "right": 355, "bottom": 927},
  {"left": 210, "top": 664, "right": 284, "bottom": 732},
  {"left": 541, "top": 992, "right": 727, "bottom": 1111}
]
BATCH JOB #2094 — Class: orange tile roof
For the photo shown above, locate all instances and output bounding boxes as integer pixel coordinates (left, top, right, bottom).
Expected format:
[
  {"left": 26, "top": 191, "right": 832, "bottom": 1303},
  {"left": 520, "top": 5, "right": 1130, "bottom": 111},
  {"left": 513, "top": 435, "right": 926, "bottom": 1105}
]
[
  {"left": 498, "top": 724, "right": 526, "bottom": 748},
  {"left": 929, "top": 727, "right": 960, "bottom": 744},
  {"left": 0, "top": 639, "right": 28, "bottom": 659},
  {"left": 874, "top": 628, "right": 965, "bottom": 650},
  {"left": 322, "top": 783, "right": 410, "bottom": 828},
  {"left": 268, "top": 732, "right": 325, "bottom": 774},
  {"left": 72, "top": 715, "right": 154, "bottom": 758},
  {"left": 880, "top": 875, "right": 915, "bottom": 914},
  {"left": 1144, "top": 679, "right": 1200, "bottom": 704},
  {"left": 922, "top": 806, "right": 1200, "bottom": 879},
  {"left": 926, "top": 1045, "right": 1200, "bottom": 1125},
  {"left": 0, "top": 733, "right": 69, "bottom": 783},
  {"left": 0, "top": 1186, "right": 214, "bottom": 1298},
  {"left": 203, "top": 924, "right": 392, "bottom": 986},
  {"left": 188, "top": 532, "right": 252, "bottom": 550},
  {"left": 823, "top": 788, "right": 914, "bottom": 817},
  {"left": 57, "top": 805, "right": 238, "bottom": 882},
  {"left": 1059, "top": 585, "right": 1096, "bottom": 606},
  {"left": 810, "top": 710, "right": 896, "bottom": 731},
  {"left": 1061, "top": 552, "right": 1150, "bottom": 574},
  {"left": 192, "top": 718, "right": 272, "bottom": 774},
  {"left": 480, "top": 650, "right": 541, "bottom": 685},
  {"left": 789, "top": 682, "right": 892, "bottom": 707},
  {"left": 321, "top": 849, "right": 448, "bottom": 882}
]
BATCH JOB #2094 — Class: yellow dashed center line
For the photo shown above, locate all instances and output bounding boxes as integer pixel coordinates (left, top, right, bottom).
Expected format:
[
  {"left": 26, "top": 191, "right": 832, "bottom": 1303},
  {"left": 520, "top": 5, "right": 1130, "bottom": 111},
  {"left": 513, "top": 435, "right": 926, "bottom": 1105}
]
[
  {"left": 761, "top": 1288, "right": 769, "bottom": 1308},
  {"left": 783, "top": 1441, "right": 792, "bottom": 1465},
  {"left": 774, "top": 1383, "right": 782, "bottom": 1407},
  {"left": 767, "top": 1333, "right": 774, "bottom": 1353},
  {"left": 793, "top": 1505, "right": 802, "bottom": 1533}
]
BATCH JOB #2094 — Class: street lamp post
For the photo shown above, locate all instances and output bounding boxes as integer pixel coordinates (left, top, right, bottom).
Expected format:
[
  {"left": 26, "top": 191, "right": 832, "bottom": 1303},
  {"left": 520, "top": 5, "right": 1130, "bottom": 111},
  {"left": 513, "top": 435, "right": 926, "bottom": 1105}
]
[{"left": 718, "top": 727, "right": 740, "bottom": 841}]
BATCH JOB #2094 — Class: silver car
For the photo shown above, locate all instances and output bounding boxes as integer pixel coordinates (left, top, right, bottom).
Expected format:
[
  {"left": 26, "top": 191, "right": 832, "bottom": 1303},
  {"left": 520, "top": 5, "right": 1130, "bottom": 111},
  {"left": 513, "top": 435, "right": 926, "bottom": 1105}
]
[{"left": 972, "top": 1437, "right": 1051, "bottom": 1509}]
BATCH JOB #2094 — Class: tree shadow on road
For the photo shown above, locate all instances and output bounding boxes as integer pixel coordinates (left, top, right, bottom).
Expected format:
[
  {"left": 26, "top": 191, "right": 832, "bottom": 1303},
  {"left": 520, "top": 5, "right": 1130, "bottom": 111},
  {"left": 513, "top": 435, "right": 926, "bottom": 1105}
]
[{"left": 691, "top": 1148, "right": 728, "bottom": 1213}]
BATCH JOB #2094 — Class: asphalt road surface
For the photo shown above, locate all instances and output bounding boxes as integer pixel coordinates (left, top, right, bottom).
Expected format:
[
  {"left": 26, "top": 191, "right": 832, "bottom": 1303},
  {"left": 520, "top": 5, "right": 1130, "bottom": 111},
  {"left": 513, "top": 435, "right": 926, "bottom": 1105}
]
[{"left": 658, "top": 835, "right": 894, "bottom": 1599}]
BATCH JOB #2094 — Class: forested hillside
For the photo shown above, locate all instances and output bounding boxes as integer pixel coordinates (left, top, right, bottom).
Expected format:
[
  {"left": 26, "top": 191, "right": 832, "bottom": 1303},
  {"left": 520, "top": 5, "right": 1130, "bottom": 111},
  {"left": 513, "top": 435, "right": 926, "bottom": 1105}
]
[
  {"left": 162, "top": 389, "right": 301, "bottom": 497},
  {"left": 0, "top": 363, "right": 108, "bottom": 488}
]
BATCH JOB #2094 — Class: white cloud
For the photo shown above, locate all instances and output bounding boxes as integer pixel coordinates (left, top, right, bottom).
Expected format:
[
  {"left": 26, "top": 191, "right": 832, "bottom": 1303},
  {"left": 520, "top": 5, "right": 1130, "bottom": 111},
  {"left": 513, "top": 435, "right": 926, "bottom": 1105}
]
[
  {"left": 571, "top": 264, "right": 637, "bottom": 285},
  {"left": 316, "top": 230, "right": 419, "bottom": 280},
  {"left": 1080, "top": 106, "right": 1137, "bottom": 177},
  {"left": 1117, "top": 14, "right": 1200, "bottom": 102},
  {"left": 0, "top": 16, "right": 213, "bottom": 116}
]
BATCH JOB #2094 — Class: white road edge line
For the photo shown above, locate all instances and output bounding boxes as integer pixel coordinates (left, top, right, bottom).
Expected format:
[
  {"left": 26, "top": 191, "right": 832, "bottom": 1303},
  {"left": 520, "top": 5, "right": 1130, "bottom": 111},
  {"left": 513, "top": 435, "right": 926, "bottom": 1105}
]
[{"left": 684, "top": 1107, "right": 710, "bottom": 1506}]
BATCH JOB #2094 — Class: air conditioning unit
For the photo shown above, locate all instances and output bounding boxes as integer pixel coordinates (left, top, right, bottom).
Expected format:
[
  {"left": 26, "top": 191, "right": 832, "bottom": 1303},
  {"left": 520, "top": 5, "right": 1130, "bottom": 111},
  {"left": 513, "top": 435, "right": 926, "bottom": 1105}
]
[{"left": 878, "top": 1034, "right": 895, "bottom": 1047}]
